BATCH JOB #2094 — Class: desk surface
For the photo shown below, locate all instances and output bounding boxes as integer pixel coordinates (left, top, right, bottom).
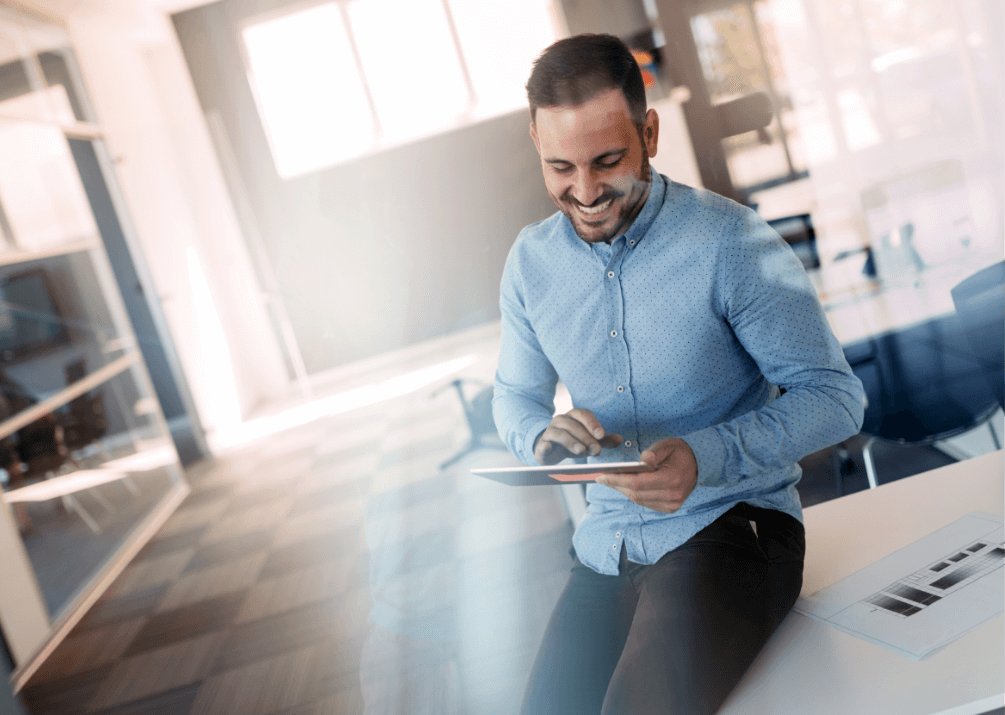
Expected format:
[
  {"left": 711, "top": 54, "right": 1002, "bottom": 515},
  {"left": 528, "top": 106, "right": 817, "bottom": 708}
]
[{"left": 720, "top": 450, "right": 1004, "bottom": 715}]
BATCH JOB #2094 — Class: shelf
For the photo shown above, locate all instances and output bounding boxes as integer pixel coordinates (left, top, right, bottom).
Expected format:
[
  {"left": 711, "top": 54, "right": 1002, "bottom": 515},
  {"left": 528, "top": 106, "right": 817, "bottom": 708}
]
[
  {"left": 0, "top": 238, "right": 99, "bottom": 268},
  {"left": 0, "top": 349, "right": 141, "bottom": 442}
]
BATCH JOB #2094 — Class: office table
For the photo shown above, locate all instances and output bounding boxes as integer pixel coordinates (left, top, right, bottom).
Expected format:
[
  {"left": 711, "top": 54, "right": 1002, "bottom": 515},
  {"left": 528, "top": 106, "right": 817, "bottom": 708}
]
[{"left": 719, "top": 450, "right": 1004, "bottom": 715}]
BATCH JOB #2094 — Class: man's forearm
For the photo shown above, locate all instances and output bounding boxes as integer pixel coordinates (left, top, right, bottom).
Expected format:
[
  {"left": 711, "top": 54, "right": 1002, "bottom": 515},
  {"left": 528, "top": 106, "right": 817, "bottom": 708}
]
[
  {"left": 491, "top": 380, "right": 555, "bottom": 466},
  {"left": 681, "top": 374, "right": 865, "bottom": 489}
]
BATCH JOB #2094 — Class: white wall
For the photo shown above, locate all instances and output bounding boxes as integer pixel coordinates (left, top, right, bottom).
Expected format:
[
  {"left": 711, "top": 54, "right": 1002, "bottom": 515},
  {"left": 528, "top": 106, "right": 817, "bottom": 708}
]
[
  {"left": 20, "top": 0, "right": 291, "bottom": 446},
  {"left": 649, "top": 92, "right": 702, "bottom": 189}
]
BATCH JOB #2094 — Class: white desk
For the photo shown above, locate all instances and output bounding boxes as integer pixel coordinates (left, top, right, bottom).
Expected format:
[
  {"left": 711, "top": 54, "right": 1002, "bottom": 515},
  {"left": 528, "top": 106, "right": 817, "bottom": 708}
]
[{"left": 720, "top": 450, "right": 1005, "bottom": 715}]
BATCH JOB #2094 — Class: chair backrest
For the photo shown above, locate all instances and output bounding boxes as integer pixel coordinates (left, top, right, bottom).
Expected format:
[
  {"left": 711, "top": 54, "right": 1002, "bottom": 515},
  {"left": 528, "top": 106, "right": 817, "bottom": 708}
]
[{"left": 951, "top": 261, "right": 1004, "bottom": 410}]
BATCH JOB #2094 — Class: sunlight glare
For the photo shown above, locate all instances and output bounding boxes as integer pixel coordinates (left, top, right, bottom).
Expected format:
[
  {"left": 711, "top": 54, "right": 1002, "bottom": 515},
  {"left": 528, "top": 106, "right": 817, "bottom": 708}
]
[
  {"left": 448, "top": 0, "right": 561, "bottom": 117},
  {"left": 242, "top": 3, "right": 374, "bottom": 178},
  {"left": 348, "top": 0, "right": 469, "bottom": 143},
  {"left": 214, "top": 353, "right": 479, "bottom": 450}
]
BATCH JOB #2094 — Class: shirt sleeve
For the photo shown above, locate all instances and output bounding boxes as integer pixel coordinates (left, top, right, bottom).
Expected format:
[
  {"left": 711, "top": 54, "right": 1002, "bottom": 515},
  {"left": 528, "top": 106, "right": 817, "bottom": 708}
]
[
  {"left": 492, "top": 247, "right": 559, "bottom": 466},
  {"left": 680, "top": 210, "right": 865, "bottom": 488}
]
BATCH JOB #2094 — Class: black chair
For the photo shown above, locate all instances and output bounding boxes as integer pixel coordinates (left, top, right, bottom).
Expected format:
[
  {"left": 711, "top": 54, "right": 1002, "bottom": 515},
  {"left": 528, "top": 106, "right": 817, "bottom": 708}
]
[
  {"left": 58, "top": 359, "right": 108, "bottom": 454},
  {"left": 950, "top": 261, "right": 1004, "bottom": 411},
  {"left": 834, "top": 275, "right": 1003, "bottom": 493},
  {"left": 431, "top": 379, "right": 507, "bottom": 469}
]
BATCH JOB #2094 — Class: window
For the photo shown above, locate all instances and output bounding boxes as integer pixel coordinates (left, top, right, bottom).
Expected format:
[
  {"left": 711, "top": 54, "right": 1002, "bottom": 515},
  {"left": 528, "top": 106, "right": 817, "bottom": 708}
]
[
  {"left": 448, "top": 0, "right": 562, "bottom": 118},
  {"left": 241, "top": 0, "right": 563, "bottom": 179},
  {"left": 348, "top": 0, "right": 469, "bottom": 143},
  {"left": 241, "top": 3, "right": 374, "bottom": 178}
]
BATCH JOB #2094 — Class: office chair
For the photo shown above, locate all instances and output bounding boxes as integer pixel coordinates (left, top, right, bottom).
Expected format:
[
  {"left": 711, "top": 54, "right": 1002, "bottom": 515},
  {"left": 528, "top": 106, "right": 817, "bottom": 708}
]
[
  {"left": 950, "top": 261, "right": 1004, "bottom": 411},
  {"left": 835, "top": 282, "right": 1003, "bottom": 493},
  {"left": 431, "top": 378, "right": 507, "bottom": 469},
  {"left": 0, "top": 366, "right": 116, "bottom": 534},
  {"left": 59, "top": 359, "right": 110, "bottom": 457}
]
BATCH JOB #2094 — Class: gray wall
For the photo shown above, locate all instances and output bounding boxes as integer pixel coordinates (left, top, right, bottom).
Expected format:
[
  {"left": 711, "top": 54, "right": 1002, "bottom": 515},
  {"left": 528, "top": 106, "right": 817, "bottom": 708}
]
[
  {"left": 172, "top": 1, "right": 557, "bottom": 374},
  {"left": 558, "top": 0, "right": 649, "bottom": 38}
]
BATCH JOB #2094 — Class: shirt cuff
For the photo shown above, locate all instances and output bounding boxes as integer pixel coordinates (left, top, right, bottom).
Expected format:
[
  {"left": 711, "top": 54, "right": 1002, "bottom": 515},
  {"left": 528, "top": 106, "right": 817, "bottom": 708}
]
[
  {"left": 523, "top": 418, "right": 554, "bottom": 466},
  {"left": 680, "top": 427, "right": 729, "bottom": 488}
]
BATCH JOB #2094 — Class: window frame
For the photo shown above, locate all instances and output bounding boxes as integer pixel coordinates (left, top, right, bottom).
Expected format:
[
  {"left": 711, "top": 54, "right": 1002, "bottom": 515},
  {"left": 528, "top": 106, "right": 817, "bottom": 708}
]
[{"left": 237, "top": 0, "right": 565, "bottom": 179}]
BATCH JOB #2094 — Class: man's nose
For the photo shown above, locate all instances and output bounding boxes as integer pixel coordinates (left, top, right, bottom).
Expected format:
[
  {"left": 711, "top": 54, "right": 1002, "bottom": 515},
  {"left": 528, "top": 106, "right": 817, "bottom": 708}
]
[{"left": 570, "top": 170, "right": 604, "bottom": 206}]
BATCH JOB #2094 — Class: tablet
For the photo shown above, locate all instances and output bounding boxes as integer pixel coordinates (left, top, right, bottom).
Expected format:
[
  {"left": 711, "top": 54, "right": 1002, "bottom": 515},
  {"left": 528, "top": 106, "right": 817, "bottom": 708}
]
[{"left": 470, "top": 461, "right": 653, "bottom": 486}]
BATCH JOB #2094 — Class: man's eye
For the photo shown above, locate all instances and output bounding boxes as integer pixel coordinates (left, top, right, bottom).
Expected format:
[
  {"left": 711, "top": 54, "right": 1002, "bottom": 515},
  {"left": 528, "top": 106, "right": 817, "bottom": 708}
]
[
  {"left": 552, "top": 165, "right": 573, "bottom": 174},
  {"left": 598, "top": 159, "right": 621, "bottom": 169}
]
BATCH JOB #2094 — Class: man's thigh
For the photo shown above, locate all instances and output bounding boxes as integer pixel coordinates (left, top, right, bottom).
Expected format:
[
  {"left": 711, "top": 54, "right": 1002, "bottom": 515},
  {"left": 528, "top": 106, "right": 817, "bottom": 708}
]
[
  {"left": 603, "top": 505, "right": 805, "bottom": 715},
  {"left": 520, "top": 553, "right": 639, "bottom": 715}
]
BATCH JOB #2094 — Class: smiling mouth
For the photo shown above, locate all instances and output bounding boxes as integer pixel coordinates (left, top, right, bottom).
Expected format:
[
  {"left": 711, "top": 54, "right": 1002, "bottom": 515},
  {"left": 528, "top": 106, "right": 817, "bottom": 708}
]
[{"left": 575, "top": 198, "right": 613, "bottom": 217}]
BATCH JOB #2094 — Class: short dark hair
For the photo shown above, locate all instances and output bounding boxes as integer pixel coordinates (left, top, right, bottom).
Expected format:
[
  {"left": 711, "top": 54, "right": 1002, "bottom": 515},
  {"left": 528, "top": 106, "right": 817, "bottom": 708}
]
[{"left": 526, "top": 34, "right": 647, "bottom": 125}]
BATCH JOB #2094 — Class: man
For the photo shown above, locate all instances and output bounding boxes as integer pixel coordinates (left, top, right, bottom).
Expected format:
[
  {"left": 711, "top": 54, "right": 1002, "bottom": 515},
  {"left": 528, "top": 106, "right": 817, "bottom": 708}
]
[{"left": 492, "top": 34, "right": 865, "bottom": 715}]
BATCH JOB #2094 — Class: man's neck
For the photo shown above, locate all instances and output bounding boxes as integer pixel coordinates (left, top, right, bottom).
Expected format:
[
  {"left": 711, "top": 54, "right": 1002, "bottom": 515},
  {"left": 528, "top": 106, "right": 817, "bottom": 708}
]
[{"left": 606, "top": 180, "right": 652, "bottom": 244}]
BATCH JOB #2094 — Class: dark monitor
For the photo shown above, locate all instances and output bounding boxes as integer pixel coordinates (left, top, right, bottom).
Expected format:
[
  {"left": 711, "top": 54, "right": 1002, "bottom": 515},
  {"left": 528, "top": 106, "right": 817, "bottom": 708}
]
[{"left": 0, "top": 268, "right": 70, "bottom": 364}]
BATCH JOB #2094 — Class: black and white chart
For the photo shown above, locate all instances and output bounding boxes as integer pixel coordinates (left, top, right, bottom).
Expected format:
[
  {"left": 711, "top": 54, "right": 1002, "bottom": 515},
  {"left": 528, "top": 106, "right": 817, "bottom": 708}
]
[{"left": 794, "top": 512, "right": 1004, "bottom": 659}]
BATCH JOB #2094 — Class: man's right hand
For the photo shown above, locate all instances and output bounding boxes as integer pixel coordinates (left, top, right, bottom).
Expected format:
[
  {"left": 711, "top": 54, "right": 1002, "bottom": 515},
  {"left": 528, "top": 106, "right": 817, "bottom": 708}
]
[{"left": 534, "top": 408, "right": 623, "bottom": 465}]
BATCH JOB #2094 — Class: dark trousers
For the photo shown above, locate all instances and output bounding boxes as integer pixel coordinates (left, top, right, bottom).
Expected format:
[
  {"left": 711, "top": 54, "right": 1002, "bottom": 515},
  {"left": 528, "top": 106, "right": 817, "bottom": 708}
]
[{"left": 521, "top": 502, "right": 805, "bottom": 715}]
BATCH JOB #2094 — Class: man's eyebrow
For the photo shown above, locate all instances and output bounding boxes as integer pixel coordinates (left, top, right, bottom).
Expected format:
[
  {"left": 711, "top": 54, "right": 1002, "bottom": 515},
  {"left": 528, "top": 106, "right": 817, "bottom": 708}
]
[{"left": 543, "top": 148, "right": 629, "bottom": 165}]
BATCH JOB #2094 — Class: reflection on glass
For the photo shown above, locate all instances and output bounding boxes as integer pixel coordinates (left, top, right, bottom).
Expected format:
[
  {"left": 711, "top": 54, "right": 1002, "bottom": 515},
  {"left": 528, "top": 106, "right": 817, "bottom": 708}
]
[
  {"left": 0, "top": 249, "right": 127, "bottom": 387},
  {"left": 2, "top": 355, "right": 181, "bottom": 617},
  {"left": 36, "top": 50, "right": 89, "bottom": 123},
  {"left": 0, "top": 268, "right": 71, "bottom": 363},
  {"left": 360, "top": 468, "right": 461, "bottom": 714},
  {"left": 6, "top": 442, "right": 180, "bottom": 617},
  {"left": 0, "top": 6, "right": 85, "bottom": 126},
  {"left": 690, "top": 1, "right": 803, "bottom": 193},
  {"left": 836, "top": 87, "right": 882, "bottom": 151},
  {"left": 762, "top": 0, "right": 1002, "bottom": 301},
  {"left": 0, "top": 121, "right": 97, "bottom": 251}
]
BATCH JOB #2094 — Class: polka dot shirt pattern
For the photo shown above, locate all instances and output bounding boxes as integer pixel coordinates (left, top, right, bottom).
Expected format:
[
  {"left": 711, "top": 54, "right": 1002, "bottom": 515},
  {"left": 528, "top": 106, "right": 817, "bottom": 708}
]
[{"left": 493, "top": 173, "right": 865, "bottom": 576}]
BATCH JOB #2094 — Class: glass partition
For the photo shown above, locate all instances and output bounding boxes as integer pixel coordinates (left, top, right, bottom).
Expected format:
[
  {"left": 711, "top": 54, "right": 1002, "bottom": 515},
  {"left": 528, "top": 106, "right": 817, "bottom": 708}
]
[{"left": 0, "top": 4, "right": 188, "bottom": 656}]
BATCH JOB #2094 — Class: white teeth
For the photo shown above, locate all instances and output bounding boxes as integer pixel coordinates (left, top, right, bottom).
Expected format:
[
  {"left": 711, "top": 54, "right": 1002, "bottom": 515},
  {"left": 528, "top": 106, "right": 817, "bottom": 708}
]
[{"left": 578, "top": 199, "right": 612, "bottom": 215}]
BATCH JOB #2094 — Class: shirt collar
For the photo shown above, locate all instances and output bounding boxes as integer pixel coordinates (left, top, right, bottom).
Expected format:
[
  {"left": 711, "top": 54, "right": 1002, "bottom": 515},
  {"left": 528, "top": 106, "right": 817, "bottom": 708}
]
[
  {"left": 621, "top": 170, "right": 665, "bottom": 249},
  {"left": 586, "top": 171, "right": 665, "bottom": 253}
]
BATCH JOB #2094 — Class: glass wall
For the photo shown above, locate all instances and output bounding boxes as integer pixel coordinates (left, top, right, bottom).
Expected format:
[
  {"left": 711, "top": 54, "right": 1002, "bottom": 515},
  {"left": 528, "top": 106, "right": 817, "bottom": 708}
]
[
  {"left": 656, "top": 0, "right": 1003, "bottom": 469},
  {"left": 0, "top": 3, "right": 188, "bottom": 651}
]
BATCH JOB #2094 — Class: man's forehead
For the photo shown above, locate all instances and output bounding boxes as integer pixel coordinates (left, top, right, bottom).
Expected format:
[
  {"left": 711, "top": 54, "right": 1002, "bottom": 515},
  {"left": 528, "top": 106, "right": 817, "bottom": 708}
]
[{"left": 534, "top": 89, "right": 636, "bottom": 151}]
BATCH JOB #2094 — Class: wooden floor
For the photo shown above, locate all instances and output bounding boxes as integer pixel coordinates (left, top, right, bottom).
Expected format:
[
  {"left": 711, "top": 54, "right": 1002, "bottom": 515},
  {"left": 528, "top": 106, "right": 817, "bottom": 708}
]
[{"left": 17, "top": 330, "right": 959, "bottom": 714}]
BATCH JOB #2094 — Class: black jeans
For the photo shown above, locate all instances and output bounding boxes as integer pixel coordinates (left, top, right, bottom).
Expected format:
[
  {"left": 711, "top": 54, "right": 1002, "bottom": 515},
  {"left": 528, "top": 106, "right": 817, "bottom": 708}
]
[{"left": 521, "top": 503, "right": 806, "bottom": 715}]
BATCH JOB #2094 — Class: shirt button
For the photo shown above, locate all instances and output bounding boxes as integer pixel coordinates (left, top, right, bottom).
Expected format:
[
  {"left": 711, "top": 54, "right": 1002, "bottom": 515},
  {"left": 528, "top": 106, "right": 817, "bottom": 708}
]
[
  {"left": 613, "top": 544, "right": 617, "bottom": 550},
  {"left": 615, "top": 531, "right": 621, "bottom": 537},
  {"left": 625, "top": 440, "right": 632, "bottom": 447},
  {"left": 610, "top": 330, "right": 618, "bottom": 337},
  {"left": 629, "top": 240, "right": 635, "bottom": 245},
  {"left": 617, "top": 385, "right": 624, "bottom": 392},
  {"left": 607, "top": 271, "right": 615, "bottom": 278}
]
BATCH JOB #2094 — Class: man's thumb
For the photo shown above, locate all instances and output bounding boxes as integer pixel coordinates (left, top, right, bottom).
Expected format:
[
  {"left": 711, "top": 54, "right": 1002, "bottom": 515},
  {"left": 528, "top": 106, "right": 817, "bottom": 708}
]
[{"left": 642, "top": 439, "right": 678, "bottom": 467}]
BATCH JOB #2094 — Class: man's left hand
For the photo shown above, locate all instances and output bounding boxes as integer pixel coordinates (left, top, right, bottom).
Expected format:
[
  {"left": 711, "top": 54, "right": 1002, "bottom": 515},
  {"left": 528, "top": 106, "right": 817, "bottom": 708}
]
[{"left": 596, "top": 438, "right": 698, "bottom": 513}]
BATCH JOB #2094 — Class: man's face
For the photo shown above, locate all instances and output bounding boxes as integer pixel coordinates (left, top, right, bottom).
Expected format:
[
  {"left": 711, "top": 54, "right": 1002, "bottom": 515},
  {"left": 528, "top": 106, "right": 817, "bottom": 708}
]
[{"left": 530, "top": 88, "right": 659, "bottom": 244}]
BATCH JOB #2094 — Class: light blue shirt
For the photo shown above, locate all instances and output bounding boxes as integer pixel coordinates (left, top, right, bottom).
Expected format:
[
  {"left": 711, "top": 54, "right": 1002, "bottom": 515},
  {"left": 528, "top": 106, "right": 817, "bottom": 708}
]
[{"left": 493, "top": 172, "right": 865, "bottom": 575}]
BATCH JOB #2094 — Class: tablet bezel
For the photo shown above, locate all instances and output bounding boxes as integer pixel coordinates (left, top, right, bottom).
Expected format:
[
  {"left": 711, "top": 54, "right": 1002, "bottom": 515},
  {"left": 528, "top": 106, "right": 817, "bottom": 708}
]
[{"left": 470, "top": 461, "right": 653, "bottom": 486}]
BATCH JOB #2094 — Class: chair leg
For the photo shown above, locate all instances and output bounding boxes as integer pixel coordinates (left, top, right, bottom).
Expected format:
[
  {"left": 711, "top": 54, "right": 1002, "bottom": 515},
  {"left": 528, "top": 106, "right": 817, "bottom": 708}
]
[
  {"left": 439, "top": 440, "right": 477, "bottom": 470},
  {"left": 832, "top": 443, "right": 849, "bottom": 497},
  {"left": 862, "top": 436, "right": 879, "bottom": 489},
  {"left": 988, "top": 421, "right": 1002, "bottom": 451},
  {"left": 63, "top": 494, "right": 101, "bottom": 533},
  {"left": 88, "top": 487, "right": 116, "bottom": 515}
]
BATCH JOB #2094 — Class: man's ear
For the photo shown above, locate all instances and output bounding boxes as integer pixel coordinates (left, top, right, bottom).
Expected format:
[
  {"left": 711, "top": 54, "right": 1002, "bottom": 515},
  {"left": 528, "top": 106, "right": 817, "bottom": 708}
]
[
  {"left": 643, "top": 108, "right": 659, "bottom": 158},
  {"left": 530, "top": 122, "right": 541, "bottom": 154}
]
